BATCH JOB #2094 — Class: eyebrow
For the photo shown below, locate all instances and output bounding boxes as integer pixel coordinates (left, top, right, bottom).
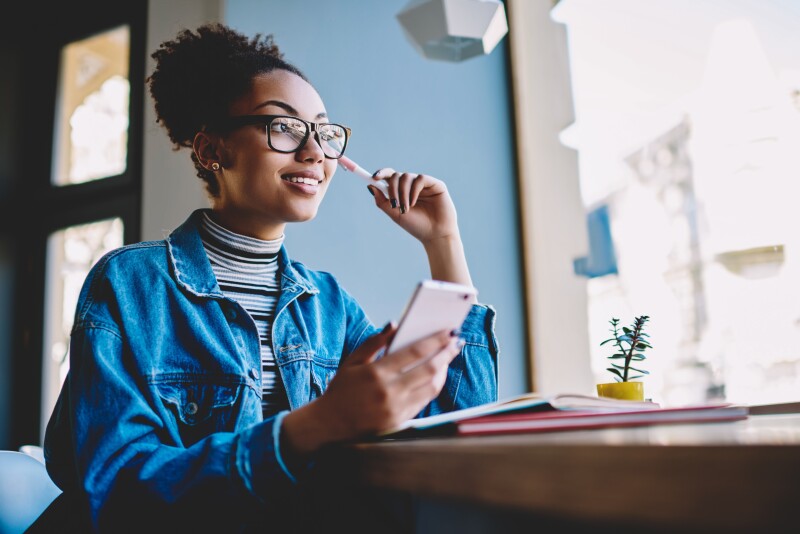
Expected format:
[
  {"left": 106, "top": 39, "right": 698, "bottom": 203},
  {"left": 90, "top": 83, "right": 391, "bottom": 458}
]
[{"left": 254, "top": 99, "right": 328, "bottom": 120}]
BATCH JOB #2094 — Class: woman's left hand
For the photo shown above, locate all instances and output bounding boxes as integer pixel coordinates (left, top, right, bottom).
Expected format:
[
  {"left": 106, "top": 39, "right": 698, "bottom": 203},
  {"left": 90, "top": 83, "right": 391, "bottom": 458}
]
[{"left": 367, "top": 169, "right": 459, "bottom": 245}]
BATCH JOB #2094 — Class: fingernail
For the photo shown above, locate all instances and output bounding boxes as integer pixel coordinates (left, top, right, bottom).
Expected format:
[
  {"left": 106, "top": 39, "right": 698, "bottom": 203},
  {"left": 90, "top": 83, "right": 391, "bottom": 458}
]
[
  {"left": 400, "top": 204, "right": 406, "bottom": 214},
  {"left": 449, "top": 329, "right": 461, "bottom": 337},
  {"left": 381, "top": 321, "right": 394, "bottom": 333},
  {"left": 367, "top": 185, "right": 375, "bottom": 197},
  {"left": 372, "top": 169, "right": 381, "bottom": 178},
  {"left": 390, "top": 199, "right": 398, "bottom": 209}
]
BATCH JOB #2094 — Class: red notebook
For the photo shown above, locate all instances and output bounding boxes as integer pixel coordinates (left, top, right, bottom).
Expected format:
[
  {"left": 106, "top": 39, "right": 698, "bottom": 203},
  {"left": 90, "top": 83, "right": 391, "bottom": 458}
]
[
  {"left": 454, "top": 403, "right": 748, "bottom": 436},
  {"left": 378, "top": 392, "right": 661, "bottom": 439}
]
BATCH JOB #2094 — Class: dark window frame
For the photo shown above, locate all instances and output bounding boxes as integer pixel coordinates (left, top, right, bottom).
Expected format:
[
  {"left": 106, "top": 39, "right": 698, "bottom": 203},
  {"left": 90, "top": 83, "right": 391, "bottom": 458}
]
[{"left": 4, "top": 1, "right": 147, "bottom": 448}]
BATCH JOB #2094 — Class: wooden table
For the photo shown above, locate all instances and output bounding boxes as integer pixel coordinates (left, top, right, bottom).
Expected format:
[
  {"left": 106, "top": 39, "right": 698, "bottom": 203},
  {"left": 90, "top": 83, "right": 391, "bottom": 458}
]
[{"left": 321, "top": 413, "right": 800, "bottom": 533}]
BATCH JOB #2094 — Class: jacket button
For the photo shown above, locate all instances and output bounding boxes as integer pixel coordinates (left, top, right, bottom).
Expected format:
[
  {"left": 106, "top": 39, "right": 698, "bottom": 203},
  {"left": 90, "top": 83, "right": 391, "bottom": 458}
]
[{"left": 185, "top": 402, "right": 199, "bottom": 415}]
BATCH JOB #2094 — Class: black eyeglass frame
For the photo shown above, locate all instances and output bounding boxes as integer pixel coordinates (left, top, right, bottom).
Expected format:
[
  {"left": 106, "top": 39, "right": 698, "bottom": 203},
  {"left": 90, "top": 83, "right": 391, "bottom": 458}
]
[{"left": 212, "top": 114, "right": 351, "bottom": 159}]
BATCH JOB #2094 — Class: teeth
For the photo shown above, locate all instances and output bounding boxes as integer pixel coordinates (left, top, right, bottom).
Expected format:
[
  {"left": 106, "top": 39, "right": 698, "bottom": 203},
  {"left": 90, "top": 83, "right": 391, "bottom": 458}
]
[{"left": 284, "top": 176, "right": 320, "bottom": 185}]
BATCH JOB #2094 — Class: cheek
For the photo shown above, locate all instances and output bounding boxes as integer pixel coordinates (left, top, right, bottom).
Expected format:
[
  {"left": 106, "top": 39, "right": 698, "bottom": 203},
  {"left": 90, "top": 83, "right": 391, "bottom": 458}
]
[
  {"left": 241, "top": 153, "right": 287, "bottom": 182},
  {"left": 324, "top": 159, "right": 338, "bottom": 180}
]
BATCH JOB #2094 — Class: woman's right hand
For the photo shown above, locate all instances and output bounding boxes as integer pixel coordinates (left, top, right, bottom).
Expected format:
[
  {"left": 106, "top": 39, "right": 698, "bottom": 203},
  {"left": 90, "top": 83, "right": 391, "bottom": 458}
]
[{"left": 281, "top": 324, "right": 463, "bottom": 456}]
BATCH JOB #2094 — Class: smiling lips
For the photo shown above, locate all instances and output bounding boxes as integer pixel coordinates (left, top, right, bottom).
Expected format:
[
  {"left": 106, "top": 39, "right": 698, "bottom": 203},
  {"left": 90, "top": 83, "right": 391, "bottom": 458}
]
[
  {"left": 281, "top": 169, "right": 322, "bottom": 183},
  {"left": 282, "top": 175, "right": 321, "bottom": 185},
  {"left": 281, "top": 171, "right": 324, "bottom": 194}
]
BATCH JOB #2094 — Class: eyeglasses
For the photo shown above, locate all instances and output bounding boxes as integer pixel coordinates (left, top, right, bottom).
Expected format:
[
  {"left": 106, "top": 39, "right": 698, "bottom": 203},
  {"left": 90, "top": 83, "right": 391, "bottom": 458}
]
[{"left": 214, "top": 114, "right": 350, "bottom": 159}]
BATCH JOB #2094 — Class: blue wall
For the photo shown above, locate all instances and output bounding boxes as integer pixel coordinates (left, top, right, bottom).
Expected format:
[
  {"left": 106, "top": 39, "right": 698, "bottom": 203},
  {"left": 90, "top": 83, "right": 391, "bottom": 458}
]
[{"left": 226, "top": 0, "right": 526, "bottom": 399}]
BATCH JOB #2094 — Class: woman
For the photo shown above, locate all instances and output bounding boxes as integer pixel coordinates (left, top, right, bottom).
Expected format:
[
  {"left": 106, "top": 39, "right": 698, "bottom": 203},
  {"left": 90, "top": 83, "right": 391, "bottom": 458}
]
[{"left": 41, "top": 23, "right": 498, "bottom": 532}]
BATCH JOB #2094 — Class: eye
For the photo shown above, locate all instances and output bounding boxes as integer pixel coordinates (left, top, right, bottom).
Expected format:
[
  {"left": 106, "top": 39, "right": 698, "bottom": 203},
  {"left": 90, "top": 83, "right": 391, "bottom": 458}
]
[{"left": 269, "top": 119, "right": 290, "bottom": 133}]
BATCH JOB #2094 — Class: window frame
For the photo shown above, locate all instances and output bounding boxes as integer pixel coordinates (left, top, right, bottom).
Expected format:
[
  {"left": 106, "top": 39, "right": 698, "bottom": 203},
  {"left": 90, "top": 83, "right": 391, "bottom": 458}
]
[
  {"left": 506, "top": 0, "right": 595, "bottom": 394},
  {"left": 4, "top": 1, "right": 147, "bottom": 448}
]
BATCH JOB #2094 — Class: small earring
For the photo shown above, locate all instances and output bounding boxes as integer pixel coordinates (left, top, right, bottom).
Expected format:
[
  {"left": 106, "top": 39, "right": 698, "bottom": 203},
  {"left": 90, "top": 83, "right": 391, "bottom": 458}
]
[{"left": 210, "top": 162, "right": 220, "bottom": 171}]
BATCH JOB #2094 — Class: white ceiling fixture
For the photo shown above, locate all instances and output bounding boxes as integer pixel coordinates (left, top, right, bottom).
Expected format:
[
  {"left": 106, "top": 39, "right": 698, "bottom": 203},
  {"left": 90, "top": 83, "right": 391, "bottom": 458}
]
[{"left": 396, "top": 0, "right": 509, "bottom": 62}]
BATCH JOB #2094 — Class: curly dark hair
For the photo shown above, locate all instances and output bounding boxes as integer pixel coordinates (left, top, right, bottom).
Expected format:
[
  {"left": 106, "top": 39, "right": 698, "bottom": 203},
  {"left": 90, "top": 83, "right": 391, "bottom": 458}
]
[{"left": 146, "top": 23, "right": 308, "bottom": 197}]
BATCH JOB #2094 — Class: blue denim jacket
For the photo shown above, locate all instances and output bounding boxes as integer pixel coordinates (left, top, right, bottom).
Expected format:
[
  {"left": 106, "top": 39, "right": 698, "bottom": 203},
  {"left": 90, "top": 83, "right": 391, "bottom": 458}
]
[{"left": 43, "top": 209, "right": 499, "bottom": 531}]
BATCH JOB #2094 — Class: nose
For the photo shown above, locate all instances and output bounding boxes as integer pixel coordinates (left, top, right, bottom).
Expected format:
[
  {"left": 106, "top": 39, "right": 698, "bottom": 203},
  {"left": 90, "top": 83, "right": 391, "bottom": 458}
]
[{"left": 295, "top": 130, "right": 325, "bottom": 163}]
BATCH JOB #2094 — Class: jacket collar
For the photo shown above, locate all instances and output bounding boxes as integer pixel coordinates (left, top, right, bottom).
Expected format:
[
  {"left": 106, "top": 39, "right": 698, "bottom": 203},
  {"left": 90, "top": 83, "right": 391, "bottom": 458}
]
[{"left": 166, "top": 209, "right": 319, "bottom": 297}]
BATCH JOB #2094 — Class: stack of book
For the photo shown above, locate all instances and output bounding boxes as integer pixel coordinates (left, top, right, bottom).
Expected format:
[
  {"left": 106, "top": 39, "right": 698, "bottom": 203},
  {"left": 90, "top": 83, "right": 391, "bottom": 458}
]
[{"left": 379, "top": 392, "right": 748, "bottom": 439}]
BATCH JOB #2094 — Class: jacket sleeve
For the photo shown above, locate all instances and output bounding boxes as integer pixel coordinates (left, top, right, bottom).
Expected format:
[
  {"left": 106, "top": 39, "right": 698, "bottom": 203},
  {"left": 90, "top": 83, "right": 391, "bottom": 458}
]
[
  {"left": 418, "top": 303, "right": 499, "bottom": 416},
  {"left": 44, "top": 286, "right": 302, "bottom": 532}
]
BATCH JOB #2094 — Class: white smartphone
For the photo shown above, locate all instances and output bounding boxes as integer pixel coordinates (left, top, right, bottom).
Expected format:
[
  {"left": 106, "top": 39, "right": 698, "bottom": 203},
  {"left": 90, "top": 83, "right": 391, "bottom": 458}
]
[{"left": 386, "top": 280, "right": 478, "bottom": 354}]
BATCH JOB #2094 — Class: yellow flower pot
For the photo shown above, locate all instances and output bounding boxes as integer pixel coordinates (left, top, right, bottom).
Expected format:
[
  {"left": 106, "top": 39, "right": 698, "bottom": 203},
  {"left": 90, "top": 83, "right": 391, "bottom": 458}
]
[{"left": 596, "top": 381, "right": 644, "bottom": 401}]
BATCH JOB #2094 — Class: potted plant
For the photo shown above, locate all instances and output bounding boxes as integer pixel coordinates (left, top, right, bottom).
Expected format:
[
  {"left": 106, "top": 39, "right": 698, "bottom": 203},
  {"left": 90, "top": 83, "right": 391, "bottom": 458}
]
[{"left": 597, "top": 315, "right": 652, "bottom": 401}]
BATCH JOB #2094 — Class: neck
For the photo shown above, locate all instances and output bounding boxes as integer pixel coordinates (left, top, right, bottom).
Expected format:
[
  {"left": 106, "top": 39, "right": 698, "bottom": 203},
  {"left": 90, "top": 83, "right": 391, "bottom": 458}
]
[{"left": 209, "top": 209, "right": 286, "bottom": 241}]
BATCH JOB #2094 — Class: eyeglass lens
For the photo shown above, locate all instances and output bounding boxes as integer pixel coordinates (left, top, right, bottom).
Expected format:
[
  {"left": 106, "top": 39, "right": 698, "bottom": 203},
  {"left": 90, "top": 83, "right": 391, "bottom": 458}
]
[{"left": 267, "top": 117, "right": 347, "bottom": 158}]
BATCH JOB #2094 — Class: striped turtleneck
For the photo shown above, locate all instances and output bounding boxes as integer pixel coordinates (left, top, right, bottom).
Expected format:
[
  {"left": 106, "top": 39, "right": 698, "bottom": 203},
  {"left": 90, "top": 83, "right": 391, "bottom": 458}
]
[{"left": 199, "top": 211, "right": 289, "bottom": 417}]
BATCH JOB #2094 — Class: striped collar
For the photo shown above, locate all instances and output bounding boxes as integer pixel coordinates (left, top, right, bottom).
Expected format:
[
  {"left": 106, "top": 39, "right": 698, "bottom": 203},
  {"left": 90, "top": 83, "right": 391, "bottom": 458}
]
[{"left": 167, "top": 209, "right": 319, "bottom": 297}]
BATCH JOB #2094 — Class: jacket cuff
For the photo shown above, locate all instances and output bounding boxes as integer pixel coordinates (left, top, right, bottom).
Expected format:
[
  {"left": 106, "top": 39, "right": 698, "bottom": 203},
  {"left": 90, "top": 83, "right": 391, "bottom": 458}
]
[
  {"left": 460, "top": 303, "right": 498, "bottom": 354},
  {"left": 235, "top": 411, "right": 299, "bottom": 500}
]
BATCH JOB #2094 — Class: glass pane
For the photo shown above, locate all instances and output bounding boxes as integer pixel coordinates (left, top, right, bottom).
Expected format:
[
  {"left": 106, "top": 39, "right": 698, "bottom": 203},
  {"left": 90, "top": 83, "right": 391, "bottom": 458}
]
[
  {"left": 51, "top": 25, "right": 130, "bottom": 186},
  {"left": 41, "top": 218, "right": 124, "bottom": 435},
  {"left": 555, "top": 0, "right": 800, "bottom": 406}
]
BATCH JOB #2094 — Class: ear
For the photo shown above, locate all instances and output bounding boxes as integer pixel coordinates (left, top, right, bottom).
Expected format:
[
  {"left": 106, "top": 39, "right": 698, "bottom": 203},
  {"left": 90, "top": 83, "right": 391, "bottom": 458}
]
[{"left": 193, "top": 131, "right": 223, "bottom": 171}]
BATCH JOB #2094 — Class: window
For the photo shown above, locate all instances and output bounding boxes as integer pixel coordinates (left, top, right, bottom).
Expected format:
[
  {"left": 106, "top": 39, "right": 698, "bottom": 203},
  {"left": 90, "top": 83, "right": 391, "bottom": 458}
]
[
  {"left": 552, "top": 0, "right": 800, "bottom": 405},
  {"left": 37, "top": 25, "right": 135, "bottom": 431},
  {"left": 52, "top": 25, "right": 130, "bottom": 186},
  {"left": 5, "top": 2, "right": 146, "bottom": 448},
  {"left": 41, "top": 218, "right": 124, "bottom": 427}
]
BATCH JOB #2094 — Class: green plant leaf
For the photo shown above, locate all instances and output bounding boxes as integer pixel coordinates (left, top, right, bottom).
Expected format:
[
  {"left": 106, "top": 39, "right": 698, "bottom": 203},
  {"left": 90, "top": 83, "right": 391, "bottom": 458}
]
[
  {"left": 622, "top": 327, "right": 632, "bottom": 334},
  {"left": 630, "top": 355, "right": 646, "bottom": 361},
  {"left": 606, "top": 368, "right": 624, "bottom": 379},
  {"left": 636, "top": 343, "right": 650, "bottom": 349},
  {"left": 610, "top": 363, "right": 627, "bottom": 370},
  {"left": 608, "top": 355, "right": 627, "bottom": 359},
  {"left": 600, "top": 339, "right": 616, "bottom": 346},
  {"left": 628, "top": 367, "right": 650, "bottom": 375},
  {"left": 628, "top": 374, "right": 645, "bottom": 380}
]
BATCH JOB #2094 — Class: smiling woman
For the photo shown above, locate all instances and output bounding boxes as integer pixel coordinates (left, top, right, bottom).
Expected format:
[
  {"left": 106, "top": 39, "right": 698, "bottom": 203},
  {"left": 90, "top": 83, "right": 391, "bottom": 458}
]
[{"left": 37, "top": 22, "right": 499, "bottom": 532}]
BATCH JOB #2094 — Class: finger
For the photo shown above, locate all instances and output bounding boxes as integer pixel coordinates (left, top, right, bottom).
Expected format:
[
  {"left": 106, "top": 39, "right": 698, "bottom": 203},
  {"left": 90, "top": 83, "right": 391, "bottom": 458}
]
[
  {"left": 368, "top": 184, "right": 392, "bottom": 213},
  {"left": 371, "top": 168, "right": 394, "bottom": 200},
  {"left": 396, "top": 342, "right": 462, "bottom": 413},
  {"left": 372, "top": 167, "right": 395, "bottom": 180},
  {"left": 373, "top": 168, "right": 399, "bottom": 210},
  {"left": 387, "top": 173, "right": 401, "bottom": 211},
  {"left": 377, "top": 329, "right": 455, "bottom": 373},
  {"left": 397, "top": 337, "right": 463, "bottom": 386},
  {"left": 397, "top": 173, "right": 415, "bottom": 215},
  {"left": 409, "top": 174, "right": 427, "bottom": 208},
  {"left": 343, "top": 322, "right": 396, "bottom": 366},
  {"left": 407, "top": 367, "right": 449, "bottom": 407}
]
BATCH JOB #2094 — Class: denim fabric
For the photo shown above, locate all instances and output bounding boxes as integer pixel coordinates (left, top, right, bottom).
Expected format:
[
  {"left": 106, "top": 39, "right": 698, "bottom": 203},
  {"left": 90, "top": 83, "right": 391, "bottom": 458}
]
[{"left": 43, "top": 209, "right": 499, "bottom": 532}]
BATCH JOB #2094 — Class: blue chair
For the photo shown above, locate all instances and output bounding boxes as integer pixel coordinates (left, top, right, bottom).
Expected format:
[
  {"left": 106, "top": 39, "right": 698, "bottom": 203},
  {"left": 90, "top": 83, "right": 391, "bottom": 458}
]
[
  {"left": 0, "top": 450, "right": 62, "bottom": 534},
  {"left": 18, "top": 445, "right": 46, "bottom": 465}
]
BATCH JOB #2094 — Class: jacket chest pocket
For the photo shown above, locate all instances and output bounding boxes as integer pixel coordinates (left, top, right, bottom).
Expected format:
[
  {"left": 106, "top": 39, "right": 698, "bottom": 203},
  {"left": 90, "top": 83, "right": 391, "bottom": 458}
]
[
  {"left": 310, "top": 361, "right": 339, "bottom": 399},
  {"left": 154, "top": 377, "right": 246, "bottom": 447}
]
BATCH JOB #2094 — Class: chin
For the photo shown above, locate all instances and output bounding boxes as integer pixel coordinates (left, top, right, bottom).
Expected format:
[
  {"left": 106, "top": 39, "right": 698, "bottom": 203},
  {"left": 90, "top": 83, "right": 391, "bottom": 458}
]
[{"left": 286, "top": 209, "right": 319, "bottom": 223}]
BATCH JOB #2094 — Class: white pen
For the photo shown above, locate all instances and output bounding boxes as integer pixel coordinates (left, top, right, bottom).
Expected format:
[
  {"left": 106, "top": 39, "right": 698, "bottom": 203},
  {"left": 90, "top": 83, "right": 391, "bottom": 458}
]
[{"left": 338, "top": 155, "right": 390, "bottom": 199}]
